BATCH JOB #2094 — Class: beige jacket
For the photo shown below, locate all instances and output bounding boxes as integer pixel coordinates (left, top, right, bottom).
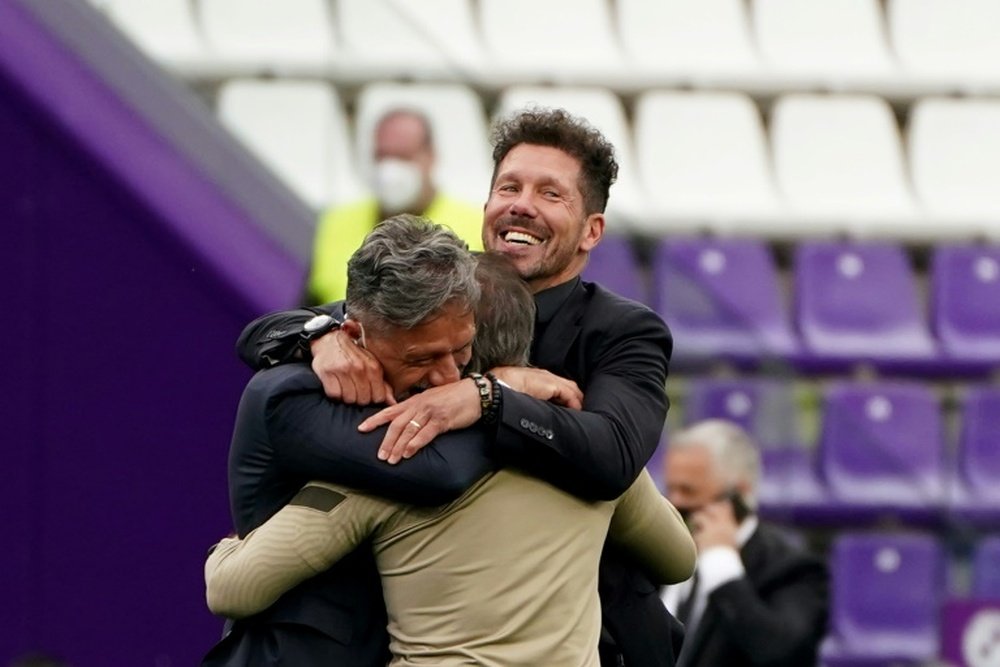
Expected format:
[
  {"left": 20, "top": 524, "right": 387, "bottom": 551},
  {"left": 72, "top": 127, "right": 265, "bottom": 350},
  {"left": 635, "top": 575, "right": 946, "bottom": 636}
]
[{"left": 206, "top": 469, "right": 695, "bottom": 667}]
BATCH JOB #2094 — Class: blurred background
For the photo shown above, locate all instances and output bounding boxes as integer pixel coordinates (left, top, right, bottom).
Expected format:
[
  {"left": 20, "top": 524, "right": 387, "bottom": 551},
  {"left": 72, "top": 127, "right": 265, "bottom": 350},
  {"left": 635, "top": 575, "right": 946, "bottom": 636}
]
[{"left": 2, "top": 0, "right": 1000, "bottom": 665}]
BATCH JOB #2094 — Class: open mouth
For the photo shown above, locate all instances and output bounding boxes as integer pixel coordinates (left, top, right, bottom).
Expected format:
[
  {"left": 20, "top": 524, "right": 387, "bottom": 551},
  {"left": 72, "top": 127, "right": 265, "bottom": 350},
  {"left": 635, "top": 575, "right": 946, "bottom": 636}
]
[{"left": 501, "top": 230, "right": 544, "bottom": 246}]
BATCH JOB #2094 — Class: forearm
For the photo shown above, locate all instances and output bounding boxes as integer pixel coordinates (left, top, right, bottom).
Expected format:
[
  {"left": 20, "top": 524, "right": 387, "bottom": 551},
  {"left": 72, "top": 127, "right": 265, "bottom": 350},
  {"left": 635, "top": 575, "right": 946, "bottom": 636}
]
[
  {"left": 271, "top": 390, "right": 494, "bottom": 505},
  {"left": 609, "top": 471, "right": 696, "bottom": 585},
  {"left": 491, "top": 308, "right": 670, "bottom": 500},
  {"left": 236, "top": 302, "right": 342, "bottom": 370},
  {"left": 206, "top": 484, "right": 397, "bottom": 618},
  {"left": 205, "top": 507, "right": 333, "bottom": 617},
  {"left": 491, "top": 379, "right": 666, "bottom": 500}
]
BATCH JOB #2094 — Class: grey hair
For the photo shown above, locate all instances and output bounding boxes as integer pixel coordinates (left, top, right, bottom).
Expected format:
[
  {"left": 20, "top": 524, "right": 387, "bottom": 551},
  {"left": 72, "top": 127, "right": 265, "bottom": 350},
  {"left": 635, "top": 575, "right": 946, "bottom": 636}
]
[
  {"left": 669, "top": 419, "right": 761, "bottom": 508},
  {"left": 468, "top": 252, "right": 535, "bottom": 372},
  {"left": 346, "top": 214, "right": 479, "bottom": 331},
  {"left": 376, "top": 107, "right": 434, "bottom": 149}
]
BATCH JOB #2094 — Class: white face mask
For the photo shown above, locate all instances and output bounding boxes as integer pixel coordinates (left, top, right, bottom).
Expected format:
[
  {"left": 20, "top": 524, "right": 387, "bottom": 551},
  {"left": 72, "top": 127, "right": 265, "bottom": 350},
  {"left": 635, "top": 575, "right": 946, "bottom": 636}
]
[{"left": 373, "top": 158, "right": 423, "bottom": 214}]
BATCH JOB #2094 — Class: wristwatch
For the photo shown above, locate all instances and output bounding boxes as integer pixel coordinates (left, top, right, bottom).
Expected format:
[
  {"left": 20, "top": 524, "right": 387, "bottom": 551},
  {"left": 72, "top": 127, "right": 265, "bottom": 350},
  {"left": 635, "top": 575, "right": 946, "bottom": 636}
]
[{"left": 301, "top": 313, "right": 340, "bottom": 342}]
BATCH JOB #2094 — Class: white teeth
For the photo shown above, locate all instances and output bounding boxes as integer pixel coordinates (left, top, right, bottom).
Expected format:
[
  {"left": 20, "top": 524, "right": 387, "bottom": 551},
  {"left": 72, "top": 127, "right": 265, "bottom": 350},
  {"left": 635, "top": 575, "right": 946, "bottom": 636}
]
[{"left": 503, "top": 231, "right": 542, "bottom": 246}]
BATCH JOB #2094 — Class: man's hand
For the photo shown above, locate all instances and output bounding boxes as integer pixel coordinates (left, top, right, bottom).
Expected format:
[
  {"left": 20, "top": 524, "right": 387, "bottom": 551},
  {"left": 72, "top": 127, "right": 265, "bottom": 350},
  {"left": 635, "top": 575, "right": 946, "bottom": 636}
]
[
  {"left": 688, "top": 500, "right": 740, "bottom": 552},
  {"left": 310, "top": 329, "right": 394, "bottom": 405},
  {"left": 358, "top": 379, "right": 483, "bottom": 464},
  {"left": 490, "top": 367, "right": 584, "bottom": 410}
]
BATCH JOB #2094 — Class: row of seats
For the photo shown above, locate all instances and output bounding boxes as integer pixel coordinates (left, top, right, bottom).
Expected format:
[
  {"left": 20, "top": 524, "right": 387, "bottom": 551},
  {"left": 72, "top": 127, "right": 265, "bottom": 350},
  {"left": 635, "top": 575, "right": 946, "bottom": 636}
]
[
  {"left": 92, "top": 0, "right": 1000, "bottom": 95},
  {"left": 214, "top": 80, "right": 1000, "bottom": 239},
  {"left": 647, "top": 378, "right": 1000, "bottom": 526},
  {"left": 821, "top": 531, "right": 1000, "bottom": 665},
  {"left": 583, "top": 238, "right": 1000, "bottom": 375}
]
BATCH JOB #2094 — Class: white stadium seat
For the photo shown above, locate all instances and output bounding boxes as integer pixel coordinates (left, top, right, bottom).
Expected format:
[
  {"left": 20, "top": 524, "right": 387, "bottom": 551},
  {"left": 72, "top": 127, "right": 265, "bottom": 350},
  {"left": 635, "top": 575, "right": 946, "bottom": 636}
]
[
  {"left": 616, "top": 0, "right": 760, "bottom": 87},
  {"left": 495, "top": 87, "right": 648, "bottom": 231},
  {"left": 199, "top": 0, "right": 335, "bottom": 73},
  {"left": 478, "top": 0, "right": 624, "bottom": 86},
  {"left": 770, "top": 94, "right": 921, "bottom": 238},
  {"left": 908, "top": 98, "right": 1000, "bottom": 237},
  {"left": 887, "top": 0, "right": 1000, "bottom": 92},
  {"left": 335, "top": 0, "right": 484, "bottom": 81},
  {"left": 104, "top": 0, "right": 206, "bottom": 72},
  {"left": 633, "top": 91, "right": 782, "bottom": 235},
  {"left": 217, "top": 79, "right": 361, "bottom": 209},
  {"left": 353, "top": 83, "right": 492, "bottom": 207},
  {"left": 752, "top": 0, "right": 898, "bottom": 88}
]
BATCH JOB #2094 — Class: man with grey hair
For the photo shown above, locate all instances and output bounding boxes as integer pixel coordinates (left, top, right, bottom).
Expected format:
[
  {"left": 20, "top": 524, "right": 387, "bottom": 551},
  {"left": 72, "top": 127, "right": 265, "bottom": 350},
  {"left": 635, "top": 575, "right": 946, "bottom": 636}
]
[
  {"left": 206, "top": 216, "right": 498, "bottom": 667},
  {"left": 233, "top": 107, "right": 681, "bottom": 666},
  {"left": 202, "top": 260, "right": 692, "bottom": 662},
  {"left": 662, "top": 419, "right": 829, "bottom": 667}
]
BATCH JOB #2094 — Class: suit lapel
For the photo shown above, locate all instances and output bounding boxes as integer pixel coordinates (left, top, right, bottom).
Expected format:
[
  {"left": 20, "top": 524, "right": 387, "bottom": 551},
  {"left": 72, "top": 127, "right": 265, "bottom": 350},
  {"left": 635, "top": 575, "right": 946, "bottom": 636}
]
[
  {"left": 679, "top": 528, "right": 767, "bottom": 667},
  {"left": 531, "top": 281, "right": 586, "bottom": 374}
]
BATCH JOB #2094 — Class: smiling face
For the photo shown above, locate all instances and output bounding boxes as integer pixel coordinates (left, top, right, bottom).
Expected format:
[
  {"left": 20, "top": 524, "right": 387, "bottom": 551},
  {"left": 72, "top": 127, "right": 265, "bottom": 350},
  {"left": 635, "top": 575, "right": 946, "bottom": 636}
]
[
  {"left": 483, "top": 144, "right": 604, "bottom": 293},
  {"left": 347, "top": 300, "right": 476, "bottom": 400}
]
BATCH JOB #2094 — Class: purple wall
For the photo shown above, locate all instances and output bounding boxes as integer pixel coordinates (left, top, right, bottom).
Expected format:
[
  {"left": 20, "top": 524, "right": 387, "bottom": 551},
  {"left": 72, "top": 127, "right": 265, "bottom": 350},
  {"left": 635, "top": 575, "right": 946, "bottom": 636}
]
[{"left": 0, "top": 1, "right": 311, "bottom": 664}]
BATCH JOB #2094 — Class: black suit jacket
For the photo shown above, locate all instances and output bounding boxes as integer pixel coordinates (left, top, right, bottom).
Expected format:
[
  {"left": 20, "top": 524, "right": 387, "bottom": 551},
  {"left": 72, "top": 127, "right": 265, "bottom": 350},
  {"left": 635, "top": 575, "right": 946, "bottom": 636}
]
[
  {"left": 231, "top": 277, "right": 679, "bottom": 666},
  {"left": 203, "top": 364, "right": 495, "bottom": 667},
  {"left": 677, "top": 523, "right": 829, "bottom": 667}
]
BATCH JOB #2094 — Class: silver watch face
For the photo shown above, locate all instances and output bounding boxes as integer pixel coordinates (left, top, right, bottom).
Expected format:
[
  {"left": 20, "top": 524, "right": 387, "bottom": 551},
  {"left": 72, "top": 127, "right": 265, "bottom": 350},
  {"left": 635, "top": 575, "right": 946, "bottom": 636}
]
[{"left": 303, "top": 314, "right": 334, "bottom": 334}]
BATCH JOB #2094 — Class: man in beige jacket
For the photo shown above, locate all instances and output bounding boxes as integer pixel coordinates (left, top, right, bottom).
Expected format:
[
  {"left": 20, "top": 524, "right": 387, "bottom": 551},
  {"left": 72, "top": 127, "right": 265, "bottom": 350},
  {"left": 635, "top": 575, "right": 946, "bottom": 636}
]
[{"left": 206, "top": 248, "right": 695, "bottom": 667}]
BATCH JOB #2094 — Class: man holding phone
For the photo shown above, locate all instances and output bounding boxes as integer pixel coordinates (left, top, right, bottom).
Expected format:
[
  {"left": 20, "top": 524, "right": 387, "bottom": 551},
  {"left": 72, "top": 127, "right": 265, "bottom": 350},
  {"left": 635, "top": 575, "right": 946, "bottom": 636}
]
[{"left": 662, "top": 420, "right": 829, "bottom": 667}]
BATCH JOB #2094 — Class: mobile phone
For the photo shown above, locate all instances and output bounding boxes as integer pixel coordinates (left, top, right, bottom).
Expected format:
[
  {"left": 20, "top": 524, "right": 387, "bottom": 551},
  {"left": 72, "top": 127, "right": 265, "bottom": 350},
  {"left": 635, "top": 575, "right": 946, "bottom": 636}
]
[{"left": 722, "top": 488, "right": 752, "bottom": 523}]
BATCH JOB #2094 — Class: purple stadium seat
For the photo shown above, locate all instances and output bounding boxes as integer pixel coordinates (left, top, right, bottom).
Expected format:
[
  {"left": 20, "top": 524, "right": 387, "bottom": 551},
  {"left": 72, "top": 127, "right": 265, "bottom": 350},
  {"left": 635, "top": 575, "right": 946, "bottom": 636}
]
[
  {"left": 822, "top": 532, "right": 944, "bottom": 665},
  {"left": 950, "top": 386, "right": 1000, "bottom": 525},
  {"left": 683, "top": 378, "right": 826, "bottom": 519},
  {"left": 817, "top": 381, "right": 946, "bottom": 523},
  {"left": 931, "top": 244, "right": 1000, "bottom": 373},
  {"left": 645, "top": 439, "right": 668, "bottom": 493},
  {"left": 684, "top": 377, "right": 798, "bottom": 444},
  {"left": 652, "top": 237, "right": 798, "bottom": 368},
  {"left": 794, "top": 241, "right": 937, "bottom": 372},
  {"left": 972, "top": 536, "right": 1000, "bottom": 599},
  {"left": 582, "top": 234, "right": 648, "bottom": 305}
]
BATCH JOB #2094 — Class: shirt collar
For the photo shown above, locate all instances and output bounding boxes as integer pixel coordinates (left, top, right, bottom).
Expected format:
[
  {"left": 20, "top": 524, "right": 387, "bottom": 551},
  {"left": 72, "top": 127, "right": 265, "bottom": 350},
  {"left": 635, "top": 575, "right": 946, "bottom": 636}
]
[{"left": 533, "top": 276, "right": 580, "bottom": 325}]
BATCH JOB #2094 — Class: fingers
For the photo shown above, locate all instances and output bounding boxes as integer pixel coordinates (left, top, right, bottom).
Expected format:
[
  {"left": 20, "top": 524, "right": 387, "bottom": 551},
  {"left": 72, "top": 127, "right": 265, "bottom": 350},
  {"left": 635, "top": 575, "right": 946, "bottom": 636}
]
[
  {"left": 380, "top": 382, "right": 397, "bottom": 406},
  {"left": 551, "top": 379, "right": 584, "bottom": 410},
  {"left": 380, "top": 416, "right": 438, "bottom": 465},
  {"left": 377, "top": 414, "right": 412, "bottom": 463},
  {"left": 358, "top": 404, "right": 400, "bottom": 433},
  {"left": 400, "top": 426, "right": 438, "bottom": 461},
  {"left": 310, "top": 329, "right": 387, "bottom": 405}
]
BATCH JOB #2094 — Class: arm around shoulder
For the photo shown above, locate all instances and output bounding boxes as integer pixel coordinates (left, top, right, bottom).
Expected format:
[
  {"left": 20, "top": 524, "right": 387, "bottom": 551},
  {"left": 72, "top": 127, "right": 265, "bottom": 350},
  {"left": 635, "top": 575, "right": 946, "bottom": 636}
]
[
  {"left": 235, "top": 302, "right": 343, "bottom": 370},
  {"left": 492, "top": 299, "right": 672, "bottom": 500},
  {"left": 205, "top": 482, "right": 395, "bottom": 617},
  {"left": 261, "top": 368, "right": 494, "bottom": 505},
  {"left": 607, "top": 470, "right": 696, "bottom": 586}
]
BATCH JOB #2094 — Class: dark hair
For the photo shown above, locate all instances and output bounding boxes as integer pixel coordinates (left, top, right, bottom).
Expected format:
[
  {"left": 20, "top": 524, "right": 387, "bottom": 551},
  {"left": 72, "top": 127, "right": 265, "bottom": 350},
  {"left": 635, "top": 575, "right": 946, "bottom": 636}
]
[
  {"left": 346, "top": 214, "right": 478, "bottom": 331},
  {"left": 490, "top": 107, "right": 618, "bottom": 214},
  {"left": 469, "top": 252, "right": 535, "bottom": 372}
]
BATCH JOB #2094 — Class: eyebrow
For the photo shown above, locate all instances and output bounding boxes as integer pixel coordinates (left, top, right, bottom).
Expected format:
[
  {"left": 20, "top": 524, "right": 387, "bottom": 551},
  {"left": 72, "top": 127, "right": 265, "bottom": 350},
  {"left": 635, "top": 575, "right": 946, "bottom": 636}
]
[{"left": 403, "top": 335, "right": 475, "bottom": 361}]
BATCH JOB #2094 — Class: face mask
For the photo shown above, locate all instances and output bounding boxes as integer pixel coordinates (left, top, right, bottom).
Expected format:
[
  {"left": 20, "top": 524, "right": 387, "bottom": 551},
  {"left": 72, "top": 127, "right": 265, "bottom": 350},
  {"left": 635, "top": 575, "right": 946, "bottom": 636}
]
[{"left": 373, "top": 158, "right": 423, "bottom": 215}]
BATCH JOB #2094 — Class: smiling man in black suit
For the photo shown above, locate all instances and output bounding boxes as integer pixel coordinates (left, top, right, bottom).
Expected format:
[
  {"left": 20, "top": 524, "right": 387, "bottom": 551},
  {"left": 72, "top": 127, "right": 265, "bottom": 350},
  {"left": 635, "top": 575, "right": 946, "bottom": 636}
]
[{"left": 236, "top": 108, "right": 682, "bottom": 667}]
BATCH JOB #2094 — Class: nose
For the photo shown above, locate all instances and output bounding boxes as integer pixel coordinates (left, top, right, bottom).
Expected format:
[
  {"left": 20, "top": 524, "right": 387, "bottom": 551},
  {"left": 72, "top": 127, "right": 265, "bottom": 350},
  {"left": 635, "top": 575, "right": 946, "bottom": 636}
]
[
  {"left": 508, "top": 189, "right": 538, "bottom": 218},
  {"left": 427, "top": 357, "right": 461, "bottom": 387}
]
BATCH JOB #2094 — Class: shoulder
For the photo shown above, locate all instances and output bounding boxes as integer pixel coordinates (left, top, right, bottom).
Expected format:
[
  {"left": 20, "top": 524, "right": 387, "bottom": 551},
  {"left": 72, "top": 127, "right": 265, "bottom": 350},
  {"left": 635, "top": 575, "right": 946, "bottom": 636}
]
[
  {"left": 243, "top": 364, "right": 322, "bottom": 405},
  {"left": 580, "top": 281, "right": 671, "bottom": 342},
  {"left": 583, "top": 281, "right": 664, "bottom": 323}
]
